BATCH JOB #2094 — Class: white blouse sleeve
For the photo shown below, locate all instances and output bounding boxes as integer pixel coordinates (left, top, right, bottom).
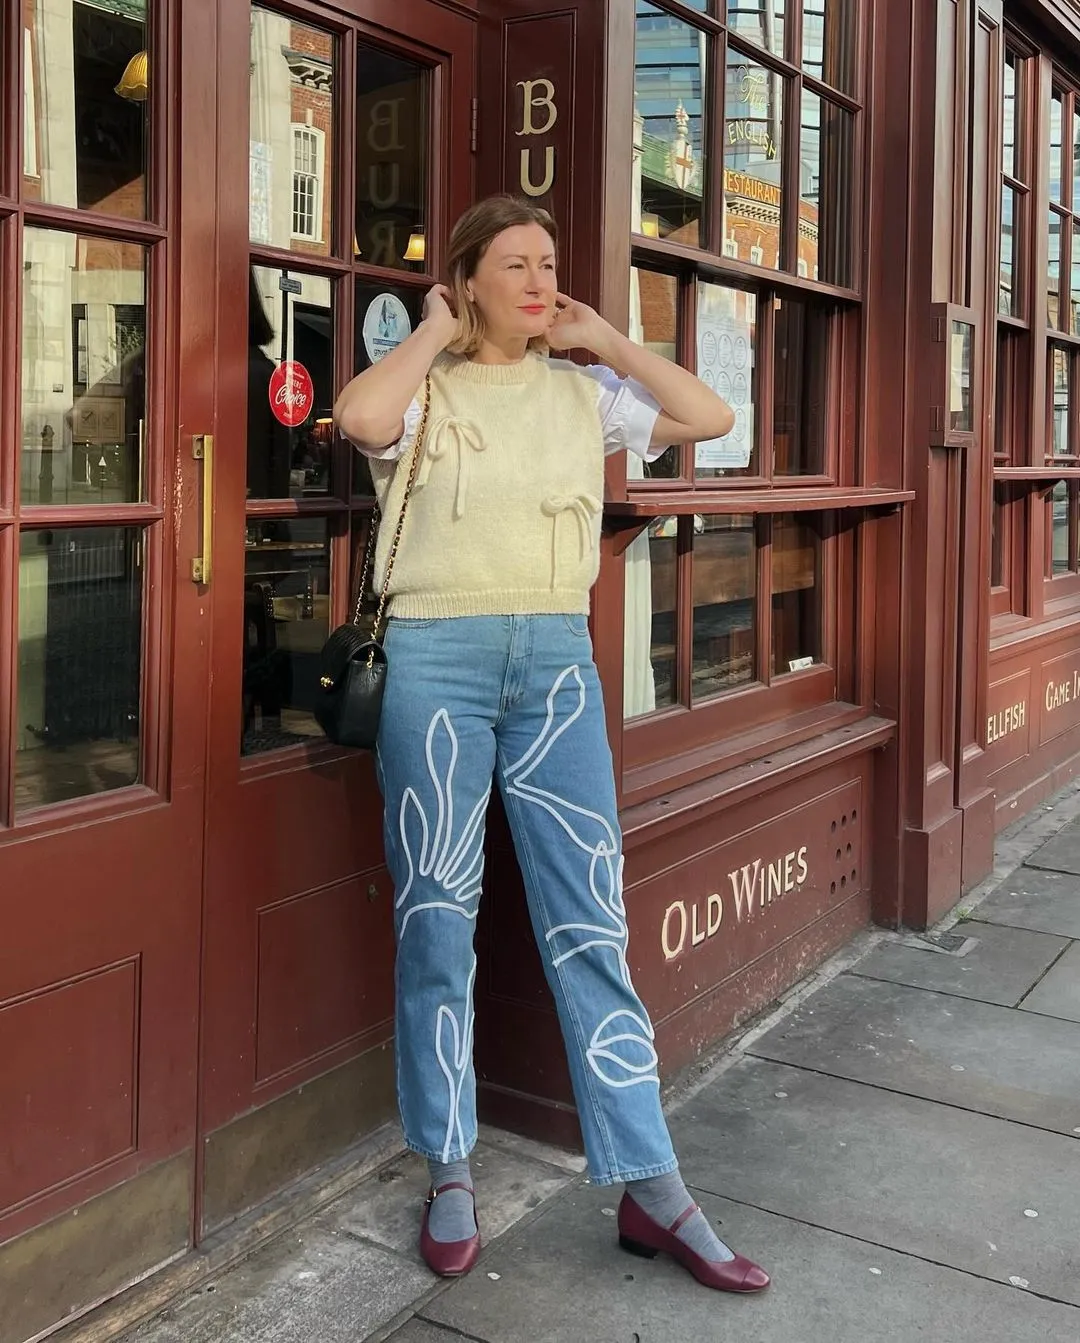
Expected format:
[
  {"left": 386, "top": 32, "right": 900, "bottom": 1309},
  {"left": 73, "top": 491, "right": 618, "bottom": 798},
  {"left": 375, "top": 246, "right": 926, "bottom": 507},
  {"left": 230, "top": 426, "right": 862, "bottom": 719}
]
[
  {"left": 581, "top": 364, "right": 666, "bottom": 462},
  {"left": 351, "top": 398, "right": 422, "bottom": 461}
]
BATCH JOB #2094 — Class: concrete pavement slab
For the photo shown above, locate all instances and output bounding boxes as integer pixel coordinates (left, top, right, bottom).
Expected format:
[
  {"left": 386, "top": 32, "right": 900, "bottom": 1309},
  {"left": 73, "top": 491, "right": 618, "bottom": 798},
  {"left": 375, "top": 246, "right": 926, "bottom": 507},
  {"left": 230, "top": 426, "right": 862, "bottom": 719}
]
[
  {"left": 850, "top": 920, "right": 1068, "bottom": 1004},
  {"left": 972, "top": 868, "right": 1080, "bottom": 938},
  {"left": 385, "top": 1322, "right": 482, "bottom": 1343},
  {"left": 422, "top": 1184, "right": 1080, "bottom": 1343},
  {"left": 1024, "top": 818, "right": 1080, "bottom": 875},
  {"left": 1020, "top": 941, "right": 1080, "bottom": 1024},
  {"left": 746, "top": 972, "right": 1080, "bottom": 1134},
  {"left": 328, "top": 1142, "right": 574, "bottom": 1261},
  {"left": 120, "top": 1222, "right": 430, "bottom": 1343},
  {"left": 670, "top": 1057, "right": 1080, "bottom": 1306}
]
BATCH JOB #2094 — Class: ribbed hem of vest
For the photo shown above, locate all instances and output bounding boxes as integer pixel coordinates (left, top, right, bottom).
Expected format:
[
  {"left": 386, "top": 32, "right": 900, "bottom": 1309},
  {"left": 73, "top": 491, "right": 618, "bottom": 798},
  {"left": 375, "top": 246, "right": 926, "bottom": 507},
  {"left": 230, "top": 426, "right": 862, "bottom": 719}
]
[
  {"left": 389, "top": 588, "right": 590, "bottom": 619},
  {"left": 441, "top": 352, "right": 544, "bottom": 385}
]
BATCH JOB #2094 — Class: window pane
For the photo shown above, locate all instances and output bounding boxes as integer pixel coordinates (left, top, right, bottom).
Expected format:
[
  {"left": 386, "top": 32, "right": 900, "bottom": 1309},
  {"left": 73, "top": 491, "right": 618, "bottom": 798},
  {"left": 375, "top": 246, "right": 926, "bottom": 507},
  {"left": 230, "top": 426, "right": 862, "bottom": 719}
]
[
  {"left": 23, "top": 0, "right": 148, "bottom": 217},
  {"left": 1074, "top": 111, "right": 1080, "bottom": 214},
  {"left": 950, "top": 320, "right": 973, "bottom": 434},
  {"left": 692, "top": 515, "right": 756, "bottom": 700},
  {"left": 800, "top": 92, "right": 854, "bottom": 285},
  {"left": 625, "top": 517, "right": 678, "bottom": 718},
  {"left": 242, "top": 518, "right": 332, "bottom": 755},
  {"left": 1049, "top": 481, "right": 1069, "bottom": 574},
  {"left": 16, "top": 527, "right": 142, "bottom": 813},
  {"left": 1003, "top": 51, "right": 1019, "bottom": 182},
  {"left": 355, "top": 46, "right": 429, "bottom": 271},
  {"left": 723, "top": 54, "right": 783, "bottom": 267},
  {"left": 727, "top": 2, "right": 786, "bottom": 59},
  {"left": 1050, "top": 92, "right": 1064, "bottom": 205},
  {"left": 630, "top": 268, "right": 681, "bottom": 478},
  {"left": 22, "top": 230, "right": 146, "bottom": 506},
  {"left": 774, "top": 296, "right": 827, "bottom": 475},
  {"left": 802, "top": 0, "right": 856, "bottom": 94},
  {"left": 696, "top": 281, "right": 758, "bottom": 477},
  {"left": 1050, "top": 345, "right": 1070, "bottom": 456},
  {"left": 772, "top": 514, "right": 822, "bottom": 674},
  {"left": 999, "top": 185, "right": 1017, "bottom": 316},
  {"left": 1072, "top": 223, "right": 1080, "bottom": 337},
  {"left": 250, "top": 11, "right": 335, "bottom": 256},
  {"left": 991, "top": 489, "right": 1005, "bottom": 588},
  {"left": 352, "top": 280, "right": 425, "bottom": 495},
  {"left": 632, "top": 4, "right": 707, "bottom": 246},
  {"left": 248, "top": 267, "right": 334, "bottom": 499},
  {"left": 1049, "top": 209, "right": 1062, "bottom": 330}
]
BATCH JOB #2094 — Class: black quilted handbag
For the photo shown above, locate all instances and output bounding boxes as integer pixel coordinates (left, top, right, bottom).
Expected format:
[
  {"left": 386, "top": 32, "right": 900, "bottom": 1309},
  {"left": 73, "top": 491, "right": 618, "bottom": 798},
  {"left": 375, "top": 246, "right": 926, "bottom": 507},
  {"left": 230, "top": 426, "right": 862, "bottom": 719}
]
[{"left": 314, "top": 376, "right": 430, "bottom": 749}]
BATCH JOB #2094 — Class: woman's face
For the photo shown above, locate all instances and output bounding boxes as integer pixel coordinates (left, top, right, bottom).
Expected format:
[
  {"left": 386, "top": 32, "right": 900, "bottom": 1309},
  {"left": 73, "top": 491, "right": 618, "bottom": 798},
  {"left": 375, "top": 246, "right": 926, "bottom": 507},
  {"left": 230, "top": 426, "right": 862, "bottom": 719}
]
[{"left": 465, "top": 223, "right": 558, "bottom": 343}]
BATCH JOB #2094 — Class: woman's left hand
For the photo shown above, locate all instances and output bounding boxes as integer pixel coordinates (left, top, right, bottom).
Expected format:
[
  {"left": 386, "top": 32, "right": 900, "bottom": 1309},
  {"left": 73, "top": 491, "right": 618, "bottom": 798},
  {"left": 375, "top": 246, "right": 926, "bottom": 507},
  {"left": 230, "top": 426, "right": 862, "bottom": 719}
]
[{"left": 547, "top": 294, "right": 613, "bottom": 356}]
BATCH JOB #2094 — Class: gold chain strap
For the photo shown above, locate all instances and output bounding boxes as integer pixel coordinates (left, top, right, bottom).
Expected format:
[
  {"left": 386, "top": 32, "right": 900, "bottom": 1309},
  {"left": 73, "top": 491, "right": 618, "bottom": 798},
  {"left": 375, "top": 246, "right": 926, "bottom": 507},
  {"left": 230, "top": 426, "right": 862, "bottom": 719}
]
[{"left": 365, "top": 373, "right": 431, "bottom": 666}]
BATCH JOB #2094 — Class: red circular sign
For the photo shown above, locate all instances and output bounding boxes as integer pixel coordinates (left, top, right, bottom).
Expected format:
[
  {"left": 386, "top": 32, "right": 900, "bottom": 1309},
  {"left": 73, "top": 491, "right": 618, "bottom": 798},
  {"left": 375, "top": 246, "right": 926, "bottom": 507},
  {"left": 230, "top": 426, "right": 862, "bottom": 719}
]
[{"left": 269, "top": 360, "right": 315, "bottom": 428}]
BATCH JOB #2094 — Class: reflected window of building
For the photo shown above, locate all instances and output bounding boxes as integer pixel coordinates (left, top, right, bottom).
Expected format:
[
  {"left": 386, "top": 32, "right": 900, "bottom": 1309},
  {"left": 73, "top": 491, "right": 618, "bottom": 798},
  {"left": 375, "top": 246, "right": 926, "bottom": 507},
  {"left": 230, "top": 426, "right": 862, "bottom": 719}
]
[
  {"left": 247, "top": 267, "right": 334, "bottom": 500},
  {"left": 21, "top": 230, "right": 147, "bottom": 507},
  {"left": 355, "top": 46, "right": 429, "bottom": 272},
  {"left": 632, "top": 3, "right": 706, "bottom": 246},
  {"left": 23, "top": 0, "right": 149, "bottom": 218},
  {"left": 728, "top": 2, "right": 786, "bottom": 57},
  {"left": 250, "top": 11, "right": 335, "bottom": 257},
  {"left": 16, "top": 527, "right": 143, "bottom": 812}
]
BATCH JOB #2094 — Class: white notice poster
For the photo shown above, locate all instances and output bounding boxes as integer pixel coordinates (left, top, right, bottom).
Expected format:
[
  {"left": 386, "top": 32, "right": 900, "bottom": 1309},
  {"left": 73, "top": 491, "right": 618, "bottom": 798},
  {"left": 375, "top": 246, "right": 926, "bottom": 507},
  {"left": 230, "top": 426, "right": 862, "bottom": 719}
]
[{"left": 694, "top": 291, "right": 754, "bottom": 470}]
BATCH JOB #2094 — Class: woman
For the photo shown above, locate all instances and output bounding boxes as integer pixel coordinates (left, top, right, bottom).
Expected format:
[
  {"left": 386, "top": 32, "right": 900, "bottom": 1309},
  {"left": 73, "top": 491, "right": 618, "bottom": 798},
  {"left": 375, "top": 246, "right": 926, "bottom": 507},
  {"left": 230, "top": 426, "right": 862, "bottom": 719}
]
[{"left": 335, "top": 195, "right": 769, "bottom": 1294}]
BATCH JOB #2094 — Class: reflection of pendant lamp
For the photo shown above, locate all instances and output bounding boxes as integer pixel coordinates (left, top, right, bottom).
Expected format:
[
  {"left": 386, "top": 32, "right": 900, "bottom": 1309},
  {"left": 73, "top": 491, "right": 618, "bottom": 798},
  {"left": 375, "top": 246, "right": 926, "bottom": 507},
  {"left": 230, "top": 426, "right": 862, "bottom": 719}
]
[
  {"left": 115, "top": 50, "right": 149, "bottom": 101},
  {"left": 402, "top": 226, "right": 426, "bottom": 263},
  {"left": 640, "top": 212, "right": 660, "bottom": 238}
]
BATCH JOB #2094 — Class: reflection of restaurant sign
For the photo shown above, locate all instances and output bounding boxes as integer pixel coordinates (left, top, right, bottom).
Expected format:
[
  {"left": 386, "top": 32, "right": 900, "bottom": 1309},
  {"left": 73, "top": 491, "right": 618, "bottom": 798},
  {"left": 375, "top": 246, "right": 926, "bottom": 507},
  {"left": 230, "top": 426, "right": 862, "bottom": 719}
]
[
  {"left": 269, "top": 361, "right": 314, "bottom": 428},
  {"left": 727, "top": 119, "right": 777, "bottom": 160},
  {"left": 724, "top": 169, "right": 780, "bottom": 208},
  {"left": 363, "top": 294, "right": 411, "bottom": 364},
  {"left": 357, "top": 87, "right": 421, "bottom": 268}
]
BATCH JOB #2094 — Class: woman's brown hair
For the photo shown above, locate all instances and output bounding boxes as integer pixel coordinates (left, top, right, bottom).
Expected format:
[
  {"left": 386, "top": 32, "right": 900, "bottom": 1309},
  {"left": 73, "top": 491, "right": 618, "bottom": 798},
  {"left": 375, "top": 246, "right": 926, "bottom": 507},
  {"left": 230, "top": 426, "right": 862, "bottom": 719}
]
[{"left": 445, "top": 195, "right": 559, "bottom": 356}]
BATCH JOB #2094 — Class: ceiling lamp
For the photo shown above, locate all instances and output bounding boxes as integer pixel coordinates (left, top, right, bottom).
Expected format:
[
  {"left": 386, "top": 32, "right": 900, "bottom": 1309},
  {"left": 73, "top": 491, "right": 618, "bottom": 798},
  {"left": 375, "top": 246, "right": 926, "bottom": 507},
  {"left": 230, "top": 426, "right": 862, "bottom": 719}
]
[
  {"left": 402, "top": 226, "right": 426, "bottom": 263},
  {"left": 115, "top": 50, "right": 149, "bottom": 102}
]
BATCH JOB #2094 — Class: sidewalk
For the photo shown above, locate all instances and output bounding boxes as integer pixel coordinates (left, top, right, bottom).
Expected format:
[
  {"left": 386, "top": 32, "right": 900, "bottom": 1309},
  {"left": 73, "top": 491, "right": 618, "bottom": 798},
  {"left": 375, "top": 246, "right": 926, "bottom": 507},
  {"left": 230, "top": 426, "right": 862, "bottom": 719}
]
[{"left": 109, "top": 786, "right": 1080, "bottom": 1343}]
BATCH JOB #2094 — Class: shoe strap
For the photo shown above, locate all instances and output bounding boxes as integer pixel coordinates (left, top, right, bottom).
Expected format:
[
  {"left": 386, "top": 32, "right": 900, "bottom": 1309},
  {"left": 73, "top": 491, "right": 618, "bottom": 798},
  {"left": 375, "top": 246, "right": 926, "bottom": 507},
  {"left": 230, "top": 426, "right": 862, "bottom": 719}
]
[
  {"left": 427, "top": 1181, "right": 475, "bottom": 1203},
  {"left": 668, "top": 1203, "right": 701, "bottom": 1236}
]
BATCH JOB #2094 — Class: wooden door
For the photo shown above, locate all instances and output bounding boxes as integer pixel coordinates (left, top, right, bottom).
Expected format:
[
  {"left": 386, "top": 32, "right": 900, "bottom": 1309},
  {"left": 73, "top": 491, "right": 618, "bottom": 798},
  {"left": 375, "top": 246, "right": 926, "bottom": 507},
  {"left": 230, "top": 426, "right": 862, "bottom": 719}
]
[
  {"left": 197, "top": 0, "right": 476, "bottom": 1232},
  {"left": 0, "top": 1, "right": 217, "bottom": 1337}
]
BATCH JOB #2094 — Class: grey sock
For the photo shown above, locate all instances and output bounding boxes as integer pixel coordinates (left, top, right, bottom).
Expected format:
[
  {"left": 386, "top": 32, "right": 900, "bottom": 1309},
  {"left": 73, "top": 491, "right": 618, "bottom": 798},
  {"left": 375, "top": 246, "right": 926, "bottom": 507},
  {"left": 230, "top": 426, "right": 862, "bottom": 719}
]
[
  {"left": 626, "top": 1170, "right": 735, "bottom": 1263},
  {"left": 426, "top": 1158, "right": 477, "bottom": 1244}
]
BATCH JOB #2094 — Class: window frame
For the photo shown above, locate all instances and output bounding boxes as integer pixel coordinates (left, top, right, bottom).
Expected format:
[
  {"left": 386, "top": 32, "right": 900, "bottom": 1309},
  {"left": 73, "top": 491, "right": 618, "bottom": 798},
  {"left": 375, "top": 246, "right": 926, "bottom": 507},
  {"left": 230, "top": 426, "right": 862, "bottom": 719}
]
[{"left": 290, "top": 123, "right": 326, "bottom": 244}]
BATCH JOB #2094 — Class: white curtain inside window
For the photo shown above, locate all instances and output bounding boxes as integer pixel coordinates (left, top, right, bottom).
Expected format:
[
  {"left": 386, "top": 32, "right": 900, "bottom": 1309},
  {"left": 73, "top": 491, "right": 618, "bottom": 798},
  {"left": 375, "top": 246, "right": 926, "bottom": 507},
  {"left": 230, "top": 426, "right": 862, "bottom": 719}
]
[{"left": 624, "top": 264, "right": 657, "bottom": 719}]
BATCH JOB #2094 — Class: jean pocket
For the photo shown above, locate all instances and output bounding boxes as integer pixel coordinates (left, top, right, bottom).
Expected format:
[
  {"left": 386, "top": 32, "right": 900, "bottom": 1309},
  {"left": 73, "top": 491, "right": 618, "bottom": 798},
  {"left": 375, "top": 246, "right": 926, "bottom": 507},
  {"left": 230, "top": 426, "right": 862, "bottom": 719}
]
[
  {"left": 389, "top": 616, "right": 437, "bottom": 630},
  {"left": 562, "top": 614, "right": 591, "bottom": 637}
]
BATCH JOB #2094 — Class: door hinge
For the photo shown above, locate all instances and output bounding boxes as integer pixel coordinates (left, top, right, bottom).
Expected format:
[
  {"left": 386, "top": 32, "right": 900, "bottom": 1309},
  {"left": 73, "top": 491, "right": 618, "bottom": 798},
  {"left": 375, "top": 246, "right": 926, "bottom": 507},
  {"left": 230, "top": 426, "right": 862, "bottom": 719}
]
[{"left": 470, "top": 97, "right": 479, "bottom": 153}]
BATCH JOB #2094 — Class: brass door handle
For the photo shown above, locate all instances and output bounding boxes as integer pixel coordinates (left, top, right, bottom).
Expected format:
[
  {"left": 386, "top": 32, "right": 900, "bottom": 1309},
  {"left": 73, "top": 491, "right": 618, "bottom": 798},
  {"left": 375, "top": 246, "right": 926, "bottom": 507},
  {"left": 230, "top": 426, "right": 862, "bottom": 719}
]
[{"left": 191, "top": 434, "right": 214, "bottom": 584}]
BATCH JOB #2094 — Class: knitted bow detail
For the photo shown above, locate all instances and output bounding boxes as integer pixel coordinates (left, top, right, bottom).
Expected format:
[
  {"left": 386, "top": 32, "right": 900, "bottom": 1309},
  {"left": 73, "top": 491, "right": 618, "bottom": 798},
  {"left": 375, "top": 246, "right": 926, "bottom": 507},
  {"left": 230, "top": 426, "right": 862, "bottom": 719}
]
[
  {"left": 541, "top": 492, "right": 602, "bottom": 590},
  {"left": 416, "top": 417, "right": 487, "bottom": 520}
]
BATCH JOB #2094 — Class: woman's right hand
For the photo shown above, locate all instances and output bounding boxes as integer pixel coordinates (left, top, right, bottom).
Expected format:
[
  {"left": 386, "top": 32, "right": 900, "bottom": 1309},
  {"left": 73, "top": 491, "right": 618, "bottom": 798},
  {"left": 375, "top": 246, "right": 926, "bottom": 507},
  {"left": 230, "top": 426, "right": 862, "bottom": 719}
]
[{"left": 422, "top": 285, "right": 459, "bottom": 350}]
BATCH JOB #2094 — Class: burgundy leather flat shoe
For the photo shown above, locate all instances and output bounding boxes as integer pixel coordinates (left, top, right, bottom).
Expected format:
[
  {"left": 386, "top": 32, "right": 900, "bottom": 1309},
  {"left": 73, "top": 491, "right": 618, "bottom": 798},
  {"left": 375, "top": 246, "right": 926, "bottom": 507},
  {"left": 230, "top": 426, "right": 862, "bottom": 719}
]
[
  {"left": 617, "top": 1192, "right": 770, "bottom": 1293},
  {"left": 419, "top": 1183, "right": 481, "bottom": 1278}
]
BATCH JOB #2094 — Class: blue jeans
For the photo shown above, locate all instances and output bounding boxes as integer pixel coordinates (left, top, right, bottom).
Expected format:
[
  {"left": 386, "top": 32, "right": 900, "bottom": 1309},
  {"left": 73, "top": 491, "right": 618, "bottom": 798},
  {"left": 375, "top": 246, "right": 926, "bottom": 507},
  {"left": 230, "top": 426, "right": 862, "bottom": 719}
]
[{"left": 376, "top": 614, "right": 678, "bottom": 1185}]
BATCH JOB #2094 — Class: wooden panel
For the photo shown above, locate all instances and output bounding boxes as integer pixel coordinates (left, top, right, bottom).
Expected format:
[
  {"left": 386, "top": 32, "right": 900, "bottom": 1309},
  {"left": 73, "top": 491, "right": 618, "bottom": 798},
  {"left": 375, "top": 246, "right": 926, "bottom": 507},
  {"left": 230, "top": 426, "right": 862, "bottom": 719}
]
[
  {"left": 255, "top": 871, "right": 396, "bottom": 1083},
  {"left": 1038, "top": 647, "right": 1080, "bottom": 746},
  {"left": 0, "top": 961, "right": 138, "bottom": 1215},
  {"left": 984, "top": 668, "right": 1031, "bottom": 776}
]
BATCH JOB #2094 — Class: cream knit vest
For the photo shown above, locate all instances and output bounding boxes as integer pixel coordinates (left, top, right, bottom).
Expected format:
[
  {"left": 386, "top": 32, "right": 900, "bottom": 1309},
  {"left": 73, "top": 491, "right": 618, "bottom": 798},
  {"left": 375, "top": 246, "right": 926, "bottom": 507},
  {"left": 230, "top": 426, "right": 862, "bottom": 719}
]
[{"left": 370, "top": 352, "right": 605, "bottom": 618}]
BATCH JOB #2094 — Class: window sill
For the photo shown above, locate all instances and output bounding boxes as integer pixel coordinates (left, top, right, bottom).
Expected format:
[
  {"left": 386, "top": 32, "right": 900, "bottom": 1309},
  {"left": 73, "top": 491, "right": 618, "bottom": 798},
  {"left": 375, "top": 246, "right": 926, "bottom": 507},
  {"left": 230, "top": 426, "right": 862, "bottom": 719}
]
[
  {"left": 993, "top": 466, "right": 1080, "bottom": 480},
  {"left": 606, "top": 486, "right": 913, "bottom": 518},
  {"left": 620, "top": 710, "right": 895, "bottom": 849}
]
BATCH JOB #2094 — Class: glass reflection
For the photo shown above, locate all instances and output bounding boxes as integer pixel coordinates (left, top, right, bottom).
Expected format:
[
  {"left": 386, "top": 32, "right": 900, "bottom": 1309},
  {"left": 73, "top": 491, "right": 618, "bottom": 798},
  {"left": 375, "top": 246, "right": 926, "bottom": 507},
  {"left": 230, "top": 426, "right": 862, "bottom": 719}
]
[
  {"left": 723, "top": 53, "right": 783, "bottom": 268},
  {"left": 999, "top": 185, "right": 1017, "bottom": 316},
  {"left": 1049, "top": 209, "right": 1062, "bottom": 330},
  {"left": 24, "top": 0, "right": 148, "bottom": 217},
  {"left": 629, "top": 268, "right": 680, "bottom": 477},
  {"left": 696, "top": 281, "right": 758, "bottom": 478},
  {"left": 22, "top": 230, "right": 146, "bottom": 506},
  {"left": 352, "top": 281, "right": 425, "bottom": 494},
  {"left": 800, "top": 92, "right": 854, "bottom": 285},
  {"left": 772, "top": 515, "right": 822, "bottom": 674},
  {"left": 355, "top": 45, "right": 429, "bottom": 271},
  {"left": 1051, "top": 92, "right": 1064, "bottom": 204},
  {"left": 774, "top": 297, "right": 827, "bottom": 475},
  {"left": 1003, "top": 53, "right": 1018, "bottom": 181},
  {"left": 1072, "top": 223, "right": 1080, "bottom": 336},
  {"left": 728, "top": 1, "right": 786, "bottom": 59},
  {"left": 248, "top": 267, "right": 334, "bottom": 499},
  {"left": 249, "top": 11, "right": 335, "bottom": 255},
  {"left": 242, "top": 518, "right": 331, "bottom": 755},
  {"left": 692, "top": 515, "right": 756, "bottom": 700},
  {"left": 624, "top": 517, "right": 678, "bottom": 719},
  {"left": 1051, "top": 346, "right": 1069, "bottom": 456},
  {"left": 632, "top": 3, "right": 706, "bottom": 246},
  {"left": 1050, "top": 482, "right": 1069, "bottom": 575},
  {"left": 802, "top": 0, "right": 856, "bottom": 94},
  {"left": 16, "top": 527, "right": 142, "bottom": 812}
]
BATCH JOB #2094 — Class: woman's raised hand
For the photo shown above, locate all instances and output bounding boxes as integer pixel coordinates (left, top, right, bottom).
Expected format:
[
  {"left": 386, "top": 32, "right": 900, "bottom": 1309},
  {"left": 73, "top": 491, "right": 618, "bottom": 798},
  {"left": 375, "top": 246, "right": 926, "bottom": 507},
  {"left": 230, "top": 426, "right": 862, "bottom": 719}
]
[
  {"left": 547, "top": 293, "right": 614, "bottom": 357},
  {"left": 422, "top": 284, "right": 460, "bottom": 350}
]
